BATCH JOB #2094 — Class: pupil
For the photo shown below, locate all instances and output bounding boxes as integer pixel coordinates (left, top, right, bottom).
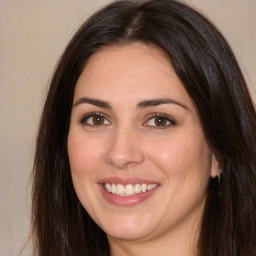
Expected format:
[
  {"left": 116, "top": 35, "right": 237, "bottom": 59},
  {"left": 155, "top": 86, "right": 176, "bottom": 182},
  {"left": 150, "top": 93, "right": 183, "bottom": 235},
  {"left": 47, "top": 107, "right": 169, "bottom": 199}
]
[
  {"left": 155, "top": 117, "right": 166, "bottom": 126},
  {"left": 93, "top": 116, "right": 103, "bottom": 124}
]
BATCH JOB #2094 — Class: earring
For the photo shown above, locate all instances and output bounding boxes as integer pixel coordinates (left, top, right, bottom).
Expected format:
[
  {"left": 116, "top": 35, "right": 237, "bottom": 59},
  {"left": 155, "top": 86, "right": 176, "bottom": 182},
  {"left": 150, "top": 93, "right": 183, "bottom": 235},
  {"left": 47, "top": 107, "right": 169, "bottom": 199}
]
[{"left": 217, "top": 170, "right": 222, "bottom": 196}]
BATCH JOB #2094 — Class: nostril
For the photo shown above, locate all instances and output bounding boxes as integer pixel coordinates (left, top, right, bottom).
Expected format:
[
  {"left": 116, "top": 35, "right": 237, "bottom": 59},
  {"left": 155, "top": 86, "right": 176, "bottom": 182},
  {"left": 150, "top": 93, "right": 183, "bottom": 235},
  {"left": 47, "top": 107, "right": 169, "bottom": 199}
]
[
  {"left": 104, "top": 145, "right": 145, "bottom": 169},
  {"left": 104, "top": 127, "right": 145, "bottom": 168}
]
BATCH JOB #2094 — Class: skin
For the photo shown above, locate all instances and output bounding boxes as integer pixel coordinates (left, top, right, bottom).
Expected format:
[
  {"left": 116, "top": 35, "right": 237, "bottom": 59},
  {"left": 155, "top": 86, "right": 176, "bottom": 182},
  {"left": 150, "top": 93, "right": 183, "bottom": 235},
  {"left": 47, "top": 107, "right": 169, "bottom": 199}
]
[{"left": 68, "top": 43, "right": 219, "bottom": 256}]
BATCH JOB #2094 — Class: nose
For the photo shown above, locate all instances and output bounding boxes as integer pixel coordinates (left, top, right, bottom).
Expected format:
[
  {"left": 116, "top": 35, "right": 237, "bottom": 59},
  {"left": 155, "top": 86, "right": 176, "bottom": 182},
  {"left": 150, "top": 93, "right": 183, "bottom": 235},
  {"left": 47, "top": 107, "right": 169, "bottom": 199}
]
[{"left": 104, "top": 125, "right": 145, "bottom": 169}]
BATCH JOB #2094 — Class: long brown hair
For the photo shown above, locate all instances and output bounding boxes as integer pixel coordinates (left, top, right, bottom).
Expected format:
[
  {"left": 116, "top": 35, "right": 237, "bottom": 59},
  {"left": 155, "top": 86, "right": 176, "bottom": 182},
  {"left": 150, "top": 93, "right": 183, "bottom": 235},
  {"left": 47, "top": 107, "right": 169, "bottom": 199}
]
[{"left": 32, "top": 1, "right": 256, "bottom": 255}]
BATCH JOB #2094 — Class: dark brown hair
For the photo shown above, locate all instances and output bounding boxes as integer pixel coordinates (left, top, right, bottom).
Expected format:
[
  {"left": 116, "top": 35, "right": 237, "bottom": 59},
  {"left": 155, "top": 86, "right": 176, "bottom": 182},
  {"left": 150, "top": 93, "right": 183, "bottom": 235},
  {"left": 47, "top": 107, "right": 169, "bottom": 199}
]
[{"left": 32, "top": 1, "right": 256, "bottom": 255}]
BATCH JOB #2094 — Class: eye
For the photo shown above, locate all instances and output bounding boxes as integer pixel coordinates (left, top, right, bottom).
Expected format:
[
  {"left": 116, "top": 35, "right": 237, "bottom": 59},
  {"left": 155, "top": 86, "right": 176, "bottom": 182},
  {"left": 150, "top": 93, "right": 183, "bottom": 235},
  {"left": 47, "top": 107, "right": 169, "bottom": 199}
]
[
  {"left": 143, "top": 114, "right": 176, "bottom": 128},
  {"left": 80, "top": 113, "right": 111, "bottom": 126}
]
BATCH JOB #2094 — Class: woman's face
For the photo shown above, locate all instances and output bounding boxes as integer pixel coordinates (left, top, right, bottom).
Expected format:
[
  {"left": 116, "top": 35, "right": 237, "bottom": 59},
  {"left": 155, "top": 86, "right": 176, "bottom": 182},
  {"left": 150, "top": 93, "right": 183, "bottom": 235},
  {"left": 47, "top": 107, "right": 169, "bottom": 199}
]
[{"left": 68, "top": 43, "right": 218, "bottom": 243}]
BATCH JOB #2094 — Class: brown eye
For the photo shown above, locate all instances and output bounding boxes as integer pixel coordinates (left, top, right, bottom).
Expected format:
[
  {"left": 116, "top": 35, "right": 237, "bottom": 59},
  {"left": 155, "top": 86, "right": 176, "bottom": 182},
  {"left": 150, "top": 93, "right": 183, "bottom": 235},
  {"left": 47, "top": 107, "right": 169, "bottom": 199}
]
[
  {"left": 154, "top": 117, "right": 168, "bottom": 126},
  {"left": 92, "top": 115, "right": 105, "bottom": 125},
  {"left": 144, "top": 114, "right": 176, "bottom": 129},
  {"left": 81, "top": 113, "right": 111, "bottom": 126}
]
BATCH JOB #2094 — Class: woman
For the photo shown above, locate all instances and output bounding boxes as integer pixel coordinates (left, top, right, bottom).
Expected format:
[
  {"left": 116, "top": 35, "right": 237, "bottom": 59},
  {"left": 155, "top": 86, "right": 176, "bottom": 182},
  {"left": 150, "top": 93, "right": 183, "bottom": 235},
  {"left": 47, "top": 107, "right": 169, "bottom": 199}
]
[{"left": 31, "top": 0, "right": 256, "bottom": 255}]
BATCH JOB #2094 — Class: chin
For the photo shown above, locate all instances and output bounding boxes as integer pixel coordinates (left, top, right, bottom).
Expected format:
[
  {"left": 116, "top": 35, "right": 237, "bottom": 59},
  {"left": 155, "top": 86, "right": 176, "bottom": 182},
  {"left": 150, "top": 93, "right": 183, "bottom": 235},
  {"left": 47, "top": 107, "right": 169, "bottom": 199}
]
[
  {"left": 100, "top": 216, "right": 155, "bottom": 241},
  {"left": 106, "top": 228, "right": 152, "bottom": 241}
]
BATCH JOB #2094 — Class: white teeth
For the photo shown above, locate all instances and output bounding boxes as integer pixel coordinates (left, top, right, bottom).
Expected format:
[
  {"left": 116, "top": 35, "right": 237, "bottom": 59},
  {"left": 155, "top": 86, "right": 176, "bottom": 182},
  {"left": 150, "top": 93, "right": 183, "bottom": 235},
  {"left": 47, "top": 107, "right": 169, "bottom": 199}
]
[
  {"left": 134, "top": 184, "right": 142, "bottom": 193},
  {"left": 105, "top": 183, "right": 111, "bottom": 192},
  {"left": 124, "top": 184, "right": 134, "bottom": 196},
  {"left": 147, "top": 184, "right": 157, "bottom": 190},
  {"left": 104, "top": 183, "right": 157, "bottom": 196},
  {"left": 116, "top": 184, "right": 124, "bottom": 196},
  {"left": 111, "top": 184, "right": 116, "bottom": 194},
  {"left": 141, "top": 184, "right": 147, "bottom": 192}
]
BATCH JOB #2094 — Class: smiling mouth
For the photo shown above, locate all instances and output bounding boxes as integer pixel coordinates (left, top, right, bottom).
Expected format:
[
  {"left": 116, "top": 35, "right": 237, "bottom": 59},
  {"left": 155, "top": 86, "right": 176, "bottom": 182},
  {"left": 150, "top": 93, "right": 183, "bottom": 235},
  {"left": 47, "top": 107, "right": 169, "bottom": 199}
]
[{"left": 104, "top": 183, "right": 158, "bottom": 196}]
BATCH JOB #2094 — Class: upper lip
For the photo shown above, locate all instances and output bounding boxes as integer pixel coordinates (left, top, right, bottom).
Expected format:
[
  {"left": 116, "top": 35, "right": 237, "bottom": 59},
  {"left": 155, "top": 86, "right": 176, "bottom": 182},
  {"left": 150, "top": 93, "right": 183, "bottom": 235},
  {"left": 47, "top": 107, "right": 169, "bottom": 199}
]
[{"left": 98, "top": 177, "right": 159, "bottom": 185}]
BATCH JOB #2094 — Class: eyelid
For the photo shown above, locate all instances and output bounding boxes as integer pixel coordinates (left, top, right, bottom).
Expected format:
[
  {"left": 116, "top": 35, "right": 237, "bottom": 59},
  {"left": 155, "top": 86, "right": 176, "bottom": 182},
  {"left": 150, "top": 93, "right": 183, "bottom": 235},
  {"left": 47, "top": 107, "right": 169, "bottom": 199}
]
[
  {"left": 79, "top": 112, "right": 111, "bottom": 126},
  {"left": 78, "top": 112, "right": 176, "bottom": 129},
  {"left": 143, "top": 113, "right": 176, "bottom": 129}
]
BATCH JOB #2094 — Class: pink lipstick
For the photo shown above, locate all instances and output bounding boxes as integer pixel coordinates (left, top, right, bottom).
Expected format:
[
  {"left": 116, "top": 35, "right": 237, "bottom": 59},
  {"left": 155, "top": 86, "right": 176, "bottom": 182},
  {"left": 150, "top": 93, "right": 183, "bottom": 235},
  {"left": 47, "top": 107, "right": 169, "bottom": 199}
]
[{"left": 98, "top": 177, "right": 159, "bottom": 206}]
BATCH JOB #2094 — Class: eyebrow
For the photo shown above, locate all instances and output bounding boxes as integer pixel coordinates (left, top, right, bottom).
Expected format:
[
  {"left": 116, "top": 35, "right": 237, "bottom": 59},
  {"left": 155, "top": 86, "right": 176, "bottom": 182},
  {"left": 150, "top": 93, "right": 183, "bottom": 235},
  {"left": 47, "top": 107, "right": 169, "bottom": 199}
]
[
  {"left": 73, "top": 97, "right": 111, "bottom": 109},
  {"left": 137, "top": 98, "right": 190, "bottom": 111},
  {"left": 73, "top": 97, "right": 190, "bottom": 111}
]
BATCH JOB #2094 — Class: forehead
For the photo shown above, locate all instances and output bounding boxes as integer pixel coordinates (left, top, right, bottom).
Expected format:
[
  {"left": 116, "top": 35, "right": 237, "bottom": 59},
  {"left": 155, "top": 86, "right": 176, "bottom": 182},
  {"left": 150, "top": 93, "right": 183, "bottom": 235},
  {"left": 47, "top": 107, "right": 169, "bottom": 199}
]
[
  {"left": 74, "top": 43, "right": 194, "bottom": 110},
  {"left": 81, "top": 42, "right": 173, "bottom": 81}
]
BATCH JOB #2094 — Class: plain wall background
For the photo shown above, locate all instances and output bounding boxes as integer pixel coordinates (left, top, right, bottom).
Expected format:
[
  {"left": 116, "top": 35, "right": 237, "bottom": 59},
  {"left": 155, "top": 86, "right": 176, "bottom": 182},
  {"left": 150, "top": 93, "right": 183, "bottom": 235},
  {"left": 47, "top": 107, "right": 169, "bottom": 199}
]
[{"left": 0, "top": 1, "right": 255, "bottom": 255}]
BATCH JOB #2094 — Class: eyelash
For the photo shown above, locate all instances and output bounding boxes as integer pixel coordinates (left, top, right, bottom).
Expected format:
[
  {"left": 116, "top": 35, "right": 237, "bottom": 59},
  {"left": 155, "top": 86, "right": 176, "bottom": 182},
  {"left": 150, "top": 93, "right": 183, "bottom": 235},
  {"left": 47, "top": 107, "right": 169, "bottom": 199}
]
[
  {"left": 79, "top": 112, "right": 111, "bottom": 127},
  {"left": 79, "top": 112, "right": 176, "bottom": 129},
  {"left": 143, "top": 113, "right": 176, "bottom": 129}
]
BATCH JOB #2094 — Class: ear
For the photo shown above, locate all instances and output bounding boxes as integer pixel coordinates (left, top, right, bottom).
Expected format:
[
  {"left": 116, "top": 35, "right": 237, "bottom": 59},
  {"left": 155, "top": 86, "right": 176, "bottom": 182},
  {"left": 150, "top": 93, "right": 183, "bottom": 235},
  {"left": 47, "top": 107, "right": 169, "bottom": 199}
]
[{"left": 210, "top": 153, "right": 220, "bottom": 178}]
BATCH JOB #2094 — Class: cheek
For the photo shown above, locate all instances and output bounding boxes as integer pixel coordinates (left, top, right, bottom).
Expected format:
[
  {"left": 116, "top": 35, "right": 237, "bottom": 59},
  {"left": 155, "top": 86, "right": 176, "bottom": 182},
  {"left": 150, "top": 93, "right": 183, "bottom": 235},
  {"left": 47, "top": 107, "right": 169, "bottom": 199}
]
[
  {"left": 67, "top": 134, "right": 91, "bottom": 197},
  {"left": 146, "top": 131, "right": 212, "bottom": 181},
  {"left": 67, "top": 132, "right": 102, "bottom": 210},
  {"left": 67, "top": 132, "right": 106, "bottom": 214},
  {"left": 67, "top": 132, "right": 102, "bottom": 177}
]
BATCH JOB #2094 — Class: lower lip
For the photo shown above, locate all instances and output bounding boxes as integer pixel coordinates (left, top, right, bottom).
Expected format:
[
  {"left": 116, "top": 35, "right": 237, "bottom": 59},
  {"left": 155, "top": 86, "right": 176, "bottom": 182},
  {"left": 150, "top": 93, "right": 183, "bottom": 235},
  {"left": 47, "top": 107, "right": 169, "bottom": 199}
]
[{"left": 99, "top": 184, "right": 158, "bottom": 206}]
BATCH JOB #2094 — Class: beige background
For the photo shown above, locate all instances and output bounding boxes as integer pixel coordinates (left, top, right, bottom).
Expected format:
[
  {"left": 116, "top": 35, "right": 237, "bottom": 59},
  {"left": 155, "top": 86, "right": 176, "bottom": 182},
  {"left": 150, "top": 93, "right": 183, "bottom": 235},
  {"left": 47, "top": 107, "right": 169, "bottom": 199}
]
[{"left": 0, "top": 0, "right": 255, "bottom": 255}]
